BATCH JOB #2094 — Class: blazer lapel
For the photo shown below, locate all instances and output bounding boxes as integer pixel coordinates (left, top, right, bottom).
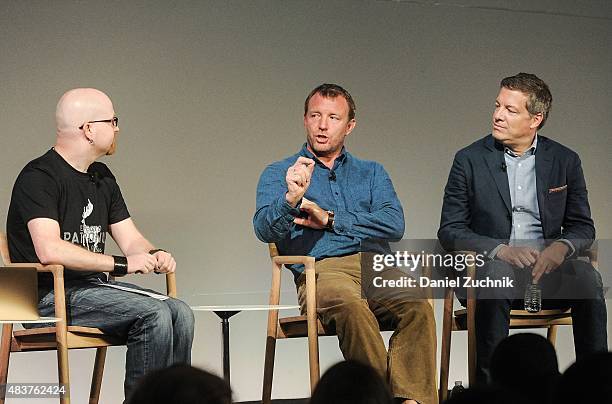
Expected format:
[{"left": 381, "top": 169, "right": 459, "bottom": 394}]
[
  {"left": 483, "top": 136, "right": 512, "bottom": 214},
  {"left": 535, "top": 137, "right": 553, "bottom": 233}
]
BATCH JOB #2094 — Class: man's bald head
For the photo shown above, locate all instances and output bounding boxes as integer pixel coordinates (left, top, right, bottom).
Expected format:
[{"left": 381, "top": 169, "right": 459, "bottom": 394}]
[{"left": 56, "top": 88, "right": 114, "bottom": 133}]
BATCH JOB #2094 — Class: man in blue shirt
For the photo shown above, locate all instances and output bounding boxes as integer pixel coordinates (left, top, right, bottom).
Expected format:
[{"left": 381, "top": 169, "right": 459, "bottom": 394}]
[{"left": 254, "top": 84, "right": 437, "bottom": 404}]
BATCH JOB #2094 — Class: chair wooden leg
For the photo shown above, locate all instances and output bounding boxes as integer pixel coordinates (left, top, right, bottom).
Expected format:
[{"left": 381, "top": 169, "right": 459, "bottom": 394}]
[
  {"left": 263, "top": 259, "right": 282, "bottom": 404},
  {"left": 307, "top": 327, "right": 320, "bottom": 394},
  {"left": 466, "top": 262, "right": 477, "bottom": 387},
  {"left": 467, "top": 315, "right": 476, "bottom": 386},
  {"left": 89, "top": 347, "right": 106, "bottom": 404},
  {"left": 53, "top": 275, "right": 71, "bottom": 404},
  {"left": 305, "top": 259, "right": 319, "bottom": 393},
  {"left": 547, "top": 325, "right": 558, "bottom": 346},
  {"left": 57, "top": 338, "right": 70, "bottom": 404},
  {"left": 0, "top": 324, "right": 13, "bottom": 404},
  {"left": 262, "top": 335, "right": 276, "bottom": 404},
  {"left": 439, "top": 288, "right": 453, "bottom": 403}
]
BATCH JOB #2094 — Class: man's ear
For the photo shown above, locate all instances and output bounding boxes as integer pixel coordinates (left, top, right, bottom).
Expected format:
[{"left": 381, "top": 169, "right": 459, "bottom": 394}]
[
  {"left": 530, "top": 112, "right": 543, "bottom": 129},
  {"left": 345, "top": 119, "right": 356, "bottom": 136},
  {"left": 83, "top": 122, "right": 95, "bottom": 144}
]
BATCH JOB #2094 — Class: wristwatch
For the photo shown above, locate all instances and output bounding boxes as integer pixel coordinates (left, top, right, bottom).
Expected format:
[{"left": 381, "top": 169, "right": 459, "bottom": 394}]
[{"left": 326, "top": 210, "right": 335, "bottom": 230}]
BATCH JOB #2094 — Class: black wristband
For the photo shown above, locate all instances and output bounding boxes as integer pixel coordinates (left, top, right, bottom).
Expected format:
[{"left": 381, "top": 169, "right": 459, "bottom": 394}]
[
  {"left": 111, "top": 255, "right": 128, "bottom": 277},
  {"left": 149, "top": 249, "right": 166, "bottom": 255}
]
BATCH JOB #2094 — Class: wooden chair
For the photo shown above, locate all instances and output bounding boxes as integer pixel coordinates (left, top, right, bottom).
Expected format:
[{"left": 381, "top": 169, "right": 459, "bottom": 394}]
[
  {"left": 0, "top": 232, "right": 177, "bottom": 404},
  {"left": 262, "top": 243, "right": 317, "bottom": 404},
  {"left": 438, "top": 249, "right": 597, "bottom": 402},
  {"left": 262, "top": 244, "right": 433, "bottom": 404}
]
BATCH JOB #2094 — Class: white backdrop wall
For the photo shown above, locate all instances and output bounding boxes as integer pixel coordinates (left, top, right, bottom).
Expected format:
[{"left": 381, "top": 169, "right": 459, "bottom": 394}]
[{"left": 1, "top": 1, "right": 610, "bottom": 402}]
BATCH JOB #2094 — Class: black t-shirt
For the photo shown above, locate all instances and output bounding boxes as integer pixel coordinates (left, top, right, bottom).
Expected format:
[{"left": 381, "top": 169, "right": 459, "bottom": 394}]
[{"left": 6, "top": 148, "right": 130, "bottom": 288}]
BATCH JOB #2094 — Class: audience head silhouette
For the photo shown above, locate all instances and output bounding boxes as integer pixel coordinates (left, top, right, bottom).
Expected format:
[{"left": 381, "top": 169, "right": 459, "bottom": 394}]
[
  {"left": 128, "top": 364, "right": 231, "bottom": 404},
  {"left": 553, "top": 351, "right": 612, "bottom": 404},
  {"left": 309, "top": 360, "right": 394, "bottom": 404},
  {"left": 490, "top": 333, "right": 559, "bottom": 402}
]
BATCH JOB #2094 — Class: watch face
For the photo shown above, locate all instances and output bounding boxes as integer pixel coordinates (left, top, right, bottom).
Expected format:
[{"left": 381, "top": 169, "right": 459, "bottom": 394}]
[{"left": 326, "top": 210, "right": 335, "bottom": 229}]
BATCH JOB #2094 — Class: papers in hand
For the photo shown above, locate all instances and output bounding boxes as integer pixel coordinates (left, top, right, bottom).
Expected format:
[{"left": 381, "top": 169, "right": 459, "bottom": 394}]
[{"left": 97, "top": 281, "right": 169, "bottom": 300}]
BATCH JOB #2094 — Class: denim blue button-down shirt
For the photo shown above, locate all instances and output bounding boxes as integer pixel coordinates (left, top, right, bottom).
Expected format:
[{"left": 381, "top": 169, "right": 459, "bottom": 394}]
[{"left": 254, "top": 144, "right": 404, "bottom": 275}]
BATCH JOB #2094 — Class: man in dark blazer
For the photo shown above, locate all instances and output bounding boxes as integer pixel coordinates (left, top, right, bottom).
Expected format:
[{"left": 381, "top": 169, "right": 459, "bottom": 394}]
[{"left": 438, "top": 72, "right": 607, "bottom": 383}]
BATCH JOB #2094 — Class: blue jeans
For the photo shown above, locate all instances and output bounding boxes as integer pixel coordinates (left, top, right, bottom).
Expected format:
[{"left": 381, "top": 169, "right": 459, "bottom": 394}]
[{"left": 28, "top": 278, "right": 195, "bottom": 399}]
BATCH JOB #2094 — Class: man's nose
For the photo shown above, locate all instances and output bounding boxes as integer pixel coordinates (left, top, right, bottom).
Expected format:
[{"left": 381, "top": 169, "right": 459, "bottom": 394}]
[
  {"left": 493, "top": 109, "right": 504, "bottom": 121},
  {"left": 319, "top": 117, "right": 328, "bottom": 129}
]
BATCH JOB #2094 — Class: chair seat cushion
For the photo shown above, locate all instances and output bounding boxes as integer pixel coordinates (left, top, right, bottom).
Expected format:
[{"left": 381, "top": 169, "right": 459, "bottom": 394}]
[
  {"left": 452, "top": 308, "right": 572, "bottom": 331},
  {"left": 11, "top": 326, "right": 125, "bottom": 351},
  {"left": 278, "top": 315, "right": 328, "bottom": 338},
  {"left": 278, "top": 314, "right": 396, "bottom": 338},
  {"left": 453, "top": 308, "right": 571, "bottom": 318},
  {"left": 14, "top": 326, "right": 107, "bottom": 337}
]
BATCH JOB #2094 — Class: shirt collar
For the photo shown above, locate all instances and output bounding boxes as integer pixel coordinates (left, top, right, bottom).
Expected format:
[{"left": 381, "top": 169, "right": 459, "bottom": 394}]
[
  {"left": 504, "top": 134, "right": 538, "bottom": 157},
  {"left": 299, "top": 143, "right": 348, "bottom": 167}
]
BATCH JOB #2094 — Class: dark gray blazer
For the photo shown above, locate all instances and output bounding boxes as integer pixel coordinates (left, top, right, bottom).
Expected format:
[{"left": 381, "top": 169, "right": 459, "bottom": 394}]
[{"left": 437, "top": 134, "right": 595, "bottom": 256}]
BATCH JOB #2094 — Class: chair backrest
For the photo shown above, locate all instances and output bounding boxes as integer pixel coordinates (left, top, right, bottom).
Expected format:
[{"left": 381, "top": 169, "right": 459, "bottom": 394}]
[
  {"left": 268, "top": 243, "right": 279, "bottom": 258},
  {"left": 586, "top": 248, "right": 598, "bottom": 270},
  {"left": 0, "top": 232, "right": 12, "bottom": 265},
  {"left": 0, "top": 266, "right": 40, "bottom": 320}
]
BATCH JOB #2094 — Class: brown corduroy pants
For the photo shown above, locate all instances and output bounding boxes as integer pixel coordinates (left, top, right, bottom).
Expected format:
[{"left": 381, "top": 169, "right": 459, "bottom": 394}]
[{"left": 297, "top": 253, "right": 438, "bottom": 404}]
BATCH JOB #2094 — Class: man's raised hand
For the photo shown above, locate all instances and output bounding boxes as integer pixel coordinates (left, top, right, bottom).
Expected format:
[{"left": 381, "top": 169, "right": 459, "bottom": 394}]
[{"left": 285, "top": 157, "right": 315, "bottom": 207}]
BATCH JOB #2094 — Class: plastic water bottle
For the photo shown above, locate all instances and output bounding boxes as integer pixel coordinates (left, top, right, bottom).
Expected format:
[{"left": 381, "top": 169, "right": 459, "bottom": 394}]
[
  {"left": 524, "top": 282, "right": 542, "bottom": 313},
  {"left": 450, "top": 380, "right": 465, "bottom": 397}
]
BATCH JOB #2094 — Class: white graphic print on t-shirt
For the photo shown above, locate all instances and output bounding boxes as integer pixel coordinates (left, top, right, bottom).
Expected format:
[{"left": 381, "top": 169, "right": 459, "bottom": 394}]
[{"left": 63, "top": 199, "right": 106, "bottom": 253}]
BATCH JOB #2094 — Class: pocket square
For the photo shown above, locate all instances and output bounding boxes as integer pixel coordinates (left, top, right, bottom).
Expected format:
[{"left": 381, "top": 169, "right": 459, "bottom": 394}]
[{"left": 548, "top": 185, "right": 567, "bottom": 193}]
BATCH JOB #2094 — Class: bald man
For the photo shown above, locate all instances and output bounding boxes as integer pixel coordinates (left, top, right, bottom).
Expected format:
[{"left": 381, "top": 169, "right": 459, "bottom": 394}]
[{"left": 6, "top": 88, "right": 195, "bottom": 400}]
